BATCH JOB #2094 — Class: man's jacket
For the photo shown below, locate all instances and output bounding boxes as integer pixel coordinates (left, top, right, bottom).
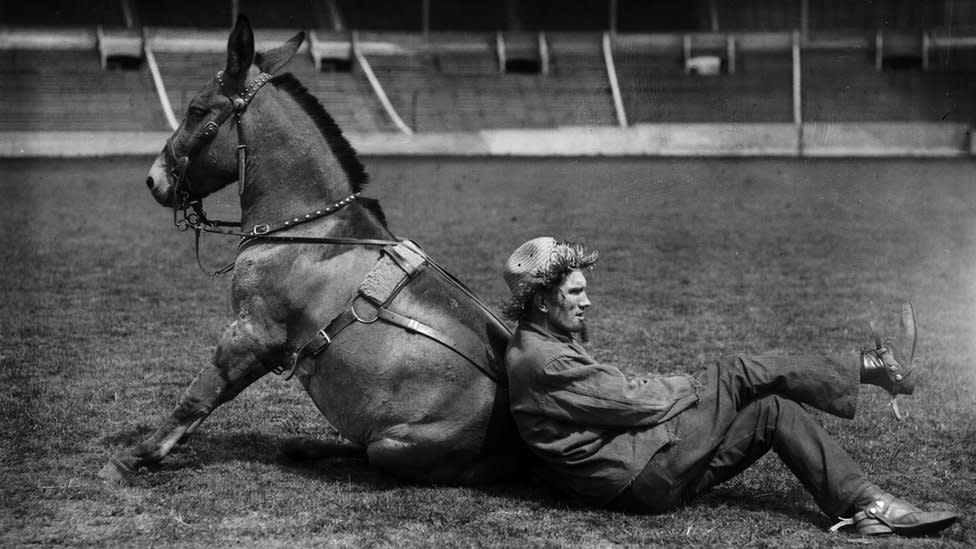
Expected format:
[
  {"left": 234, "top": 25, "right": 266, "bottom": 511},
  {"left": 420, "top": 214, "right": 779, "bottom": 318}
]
[{"left": 505, "top": 319, "right": 700, "bottom": 505}]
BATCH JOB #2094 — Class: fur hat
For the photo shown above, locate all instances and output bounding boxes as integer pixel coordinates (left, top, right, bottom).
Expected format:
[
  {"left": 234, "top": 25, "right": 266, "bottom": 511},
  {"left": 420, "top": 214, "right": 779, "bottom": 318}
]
[{"left": 502, "top": 237, "right": 598, "bottom": 321}]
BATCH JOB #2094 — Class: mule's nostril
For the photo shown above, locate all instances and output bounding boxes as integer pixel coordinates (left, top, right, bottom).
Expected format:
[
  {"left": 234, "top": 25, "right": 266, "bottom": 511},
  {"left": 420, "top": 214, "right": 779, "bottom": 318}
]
[{"left": 145, "top": 176, "right": 154, "bottom": 190}]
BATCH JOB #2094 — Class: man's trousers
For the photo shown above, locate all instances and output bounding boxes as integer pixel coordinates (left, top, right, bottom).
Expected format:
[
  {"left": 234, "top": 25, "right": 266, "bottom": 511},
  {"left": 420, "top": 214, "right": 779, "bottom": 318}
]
[{"left": 612, "top": 354, "right": 875, "bottom": 516}]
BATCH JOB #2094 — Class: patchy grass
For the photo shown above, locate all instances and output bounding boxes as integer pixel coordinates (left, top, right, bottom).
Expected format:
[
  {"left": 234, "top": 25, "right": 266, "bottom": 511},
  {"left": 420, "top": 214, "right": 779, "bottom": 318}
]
[{"left": 1, "top": 156, "right": 974, "bottom": 547}]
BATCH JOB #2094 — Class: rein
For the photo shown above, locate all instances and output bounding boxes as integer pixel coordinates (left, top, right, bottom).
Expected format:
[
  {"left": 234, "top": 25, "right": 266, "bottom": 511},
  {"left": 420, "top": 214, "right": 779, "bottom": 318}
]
[
  {"left": 166, "top": 70, "right": 398, "bottom": 277},
  {"left": 174, "top": 193, "right": 400, "bottom": 277}
]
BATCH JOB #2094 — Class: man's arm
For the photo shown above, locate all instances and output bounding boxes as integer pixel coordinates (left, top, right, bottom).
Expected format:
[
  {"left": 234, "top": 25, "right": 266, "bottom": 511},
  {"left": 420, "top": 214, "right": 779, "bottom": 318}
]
[{"left": 536, "top": 354, "right": 699, "bottom": 428}]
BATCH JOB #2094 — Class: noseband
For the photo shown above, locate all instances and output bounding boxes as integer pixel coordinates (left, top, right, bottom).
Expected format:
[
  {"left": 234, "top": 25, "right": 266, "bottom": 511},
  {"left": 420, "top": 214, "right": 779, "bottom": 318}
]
[{"left": 166, "top": 70, "right": 274, "bottom": 208}]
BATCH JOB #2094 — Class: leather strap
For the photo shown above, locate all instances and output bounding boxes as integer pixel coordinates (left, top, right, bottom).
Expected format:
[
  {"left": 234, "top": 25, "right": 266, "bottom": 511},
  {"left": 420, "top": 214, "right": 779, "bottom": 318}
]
[
  {"left": 375, "top": 307, "right": 497, "bottom": 382},
  {"left": 282, "top": 308, "right": 360, "bottom": 379},
  {"left": 283, "top": 241, "right": 502, "bottom": 384},
  {"left": 287, "top": 302, "right": 497, "bottom": 383}
]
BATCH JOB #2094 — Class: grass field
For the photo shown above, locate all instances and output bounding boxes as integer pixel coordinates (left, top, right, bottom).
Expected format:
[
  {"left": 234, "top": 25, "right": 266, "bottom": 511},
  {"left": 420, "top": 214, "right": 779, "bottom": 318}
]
[{"left": 2, "top": 155, "right": 975, "bottom": 547}]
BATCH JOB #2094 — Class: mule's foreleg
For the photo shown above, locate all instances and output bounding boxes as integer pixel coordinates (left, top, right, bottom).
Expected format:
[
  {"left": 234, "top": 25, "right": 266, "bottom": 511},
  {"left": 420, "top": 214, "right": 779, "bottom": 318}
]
[{"left": 100, "top": 319, "right": 283, "bottom": 482}]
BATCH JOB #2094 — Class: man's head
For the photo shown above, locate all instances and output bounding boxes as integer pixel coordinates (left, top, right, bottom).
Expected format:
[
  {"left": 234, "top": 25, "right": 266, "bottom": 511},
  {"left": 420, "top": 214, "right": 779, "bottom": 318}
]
[{"left": 502, "top": 237, "right": 598, "bottom": 332}]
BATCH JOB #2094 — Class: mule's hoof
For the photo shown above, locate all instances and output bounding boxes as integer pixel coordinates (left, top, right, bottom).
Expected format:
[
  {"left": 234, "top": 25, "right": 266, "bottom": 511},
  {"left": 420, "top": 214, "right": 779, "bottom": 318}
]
[{"left": 98, "top": 457, "right": 135, "bottom": 484}]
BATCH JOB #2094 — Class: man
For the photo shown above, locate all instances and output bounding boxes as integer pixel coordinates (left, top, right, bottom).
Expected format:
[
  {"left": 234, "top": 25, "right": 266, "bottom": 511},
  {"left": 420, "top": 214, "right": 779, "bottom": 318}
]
[{"left": 502, "top": 236, "right": 958, "bottom": 537}]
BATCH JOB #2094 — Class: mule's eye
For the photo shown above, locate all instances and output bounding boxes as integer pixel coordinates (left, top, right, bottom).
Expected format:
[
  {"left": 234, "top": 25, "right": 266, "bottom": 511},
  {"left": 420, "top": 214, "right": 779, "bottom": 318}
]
[{"left": 187, "top": 106, "right": 207, "bottom": 120}]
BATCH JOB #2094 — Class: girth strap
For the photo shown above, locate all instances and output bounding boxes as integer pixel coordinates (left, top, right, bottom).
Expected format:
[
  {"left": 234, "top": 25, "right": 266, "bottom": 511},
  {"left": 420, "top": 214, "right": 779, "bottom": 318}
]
[
  {"left": 286, "top": 308, "right": 360, "bottom": 374},
  {"left": 280, "top": 240, "right": 500, "bottom": 383},
  {"left": 284, "top": 301, "right": 497, "bottom": 383},
  {"left": 374, "top": 307, "right": 497, "bottom": 382}
]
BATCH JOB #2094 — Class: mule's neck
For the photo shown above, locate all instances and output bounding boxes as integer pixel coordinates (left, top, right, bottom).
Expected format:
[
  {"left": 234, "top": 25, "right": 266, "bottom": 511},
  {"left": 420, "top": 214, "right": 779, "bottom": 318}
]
[{"left": 236, "top": 90, "right": 362, "bottom": 229}]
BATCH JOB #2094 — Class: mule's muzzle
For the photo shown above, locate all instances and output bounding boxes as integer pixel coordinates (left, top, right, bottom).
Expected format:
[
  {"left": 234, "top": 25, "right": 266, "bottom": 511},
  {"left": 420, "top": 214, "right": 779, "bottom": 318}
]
[{"left": 146, "top": 154, "right": 180, "bottom": 207}]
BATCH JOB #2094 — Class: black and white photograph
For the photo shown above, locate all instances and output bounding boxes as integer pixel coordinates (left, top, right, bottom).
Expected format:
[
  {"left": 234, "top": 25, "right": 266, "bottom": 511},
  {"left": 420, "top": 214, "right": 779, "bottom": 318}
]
[{"left": 1, "top": 1, "right": 974, "bottom": 546}]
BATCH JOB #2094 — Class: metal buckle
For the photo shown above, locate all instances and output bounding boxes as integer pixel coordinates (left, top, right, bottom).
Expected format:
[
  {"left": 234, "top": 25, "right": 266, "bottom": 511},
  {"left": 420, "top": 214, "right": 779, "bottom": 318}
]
[
  {"left": 252, "top": 224, "right": 270, "bottom": 235},
  {"left": 350, "top": 298, "right": 379, "bottom": 324}
]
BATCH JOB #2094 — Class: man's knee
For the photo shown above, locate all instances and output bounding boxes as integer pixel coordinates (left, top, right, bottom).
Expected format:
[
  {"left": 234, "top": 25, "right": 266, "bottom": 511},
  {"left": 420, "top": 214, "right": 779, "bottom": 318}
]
[{"left": 746, "top": 394, "right": 794, "bottom": 427}]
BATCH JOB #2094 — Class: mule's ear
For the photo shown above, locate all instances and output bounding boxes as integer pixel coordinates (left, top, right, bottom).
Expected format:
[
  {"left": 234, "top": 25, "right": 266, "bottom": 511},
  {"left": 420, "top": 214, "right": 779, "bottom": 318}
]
[
  {"left": 255, "top": 32, "right": 305, "bottom": 74},
  {"left": 224, "top": 14, "right": 255, "bottom": 84}
]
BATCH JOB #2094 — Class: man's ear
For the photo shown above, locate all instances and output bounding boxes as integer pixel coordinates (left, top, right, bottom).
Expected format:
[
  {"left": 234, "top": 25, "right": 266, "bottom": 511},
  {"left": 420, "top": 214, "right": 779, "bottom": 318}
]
[{"left": 532, "top": 292, "right": 548, "bottom": 313}]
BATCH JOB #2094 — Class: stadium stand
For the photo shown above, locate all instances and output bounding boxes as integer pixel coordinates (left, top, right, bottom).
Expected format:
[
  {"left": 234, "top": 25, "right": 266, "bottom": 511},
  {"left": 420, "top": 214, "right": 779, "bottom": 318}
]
[
  {"left": 614, "top": 34, "right": 794, "bottom": 123},
  {"left": 139, "top": 0, "right": 232, "bottom": 28},
  {"left": 802, "top": 50, "right": 976, "bottom": 122},
  {"left": 0, "top": 48, "right": 166, "bottom": 131},
  {"left": 237, "top": 0, "right": 321, "bottom": 29},
  {"left": 0, "top": 0, "right": 127, "bottom": 27},
  {"left": 2, "top": 0, "right": 976, "bottom": 154},
  {"left": 497, "top": 0, "right": 609, "bottom": 31},
  {"left": 340, "top": 1, "right": 424, "bottom": 31},
  {"left": 544, "top": 33, "right": 616, "bottom": 126}
]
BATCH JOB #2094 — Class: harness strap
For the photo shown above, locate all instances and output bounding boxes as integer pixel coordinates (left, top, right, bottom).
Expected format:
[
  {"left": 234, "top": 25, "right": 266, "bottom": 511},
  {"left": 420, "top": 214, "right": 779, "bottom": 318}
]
[
  {"left": 285, "top": 303, "right": 496, "bottom": 383},
  {"left": 374, "top": 307, "right": 497, "bottom": 382},
  {"left": 281, "top": 240, "right": 502, "bottom": 384},
  {"left": 282, "top": 308, "right": 360, "bottom": 378}
]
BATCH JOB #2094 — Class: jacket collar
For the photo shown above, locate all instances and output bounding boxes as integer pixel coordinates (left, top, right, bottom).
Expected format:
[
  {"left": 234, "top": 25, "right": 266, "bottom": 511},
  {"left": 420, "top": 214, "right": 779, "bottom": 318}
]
[{"left": 518, "top": 317, "right": 578, "bottom": 345}]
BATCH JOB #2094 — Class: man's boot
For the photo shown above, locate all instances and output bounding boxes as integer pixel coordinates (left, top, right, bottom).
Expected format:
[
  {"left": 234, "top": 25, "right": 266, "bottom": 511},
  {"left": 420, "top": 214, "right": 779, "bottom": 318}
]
[
  {"left": 860, "top": 302, "right": 917, "bottom": 418},
  {"left": 831, "top": 487, "right": 958, "bottom": 537}
]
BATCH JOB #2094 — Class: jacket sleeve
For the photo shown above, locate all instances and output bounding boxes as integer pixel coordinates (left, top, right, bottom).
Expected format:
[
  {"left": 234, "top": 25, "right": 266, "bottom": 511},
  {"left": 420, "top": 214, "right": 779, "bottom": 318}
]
[{"left": 535, "top": 353, "right": 699, "bottom": 428}]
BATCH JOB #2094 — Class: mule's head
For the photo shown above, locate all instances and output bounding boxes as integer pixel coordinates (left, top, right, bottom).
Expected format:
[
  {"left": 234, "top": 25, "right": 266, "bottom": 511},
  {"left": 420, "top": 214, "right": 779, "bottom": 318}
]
[{"left": 145, "top": 15, "right": 305, "bottom": 208}]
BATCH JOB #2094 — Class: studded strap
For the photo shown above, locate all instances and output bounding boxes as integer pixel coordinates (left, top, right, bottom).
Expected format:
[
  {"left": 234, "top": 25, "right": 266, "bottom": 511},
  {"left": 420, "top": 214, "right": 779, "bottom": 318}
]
[{"left": 247, "top": 192, "right": 362, "bottom": 236}]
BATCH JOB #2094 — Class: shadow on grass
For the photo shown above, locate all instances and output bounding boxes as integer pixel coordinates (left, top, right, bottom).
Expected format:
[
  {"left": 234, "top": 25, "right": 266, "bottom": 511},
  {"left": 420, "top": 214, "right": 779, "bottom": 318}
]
[{"left": 98, "top": 429, "right": 853, "bottom": 530}]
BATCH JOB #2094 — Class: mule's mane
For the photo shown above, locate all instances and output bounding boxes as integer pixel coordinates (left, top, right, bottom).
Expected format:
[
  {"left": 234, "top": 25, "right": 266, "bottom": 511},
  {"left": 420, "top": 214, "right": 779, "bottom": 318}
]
[{"left": 270, "top": 73, "right": 369, "bottom": 194}]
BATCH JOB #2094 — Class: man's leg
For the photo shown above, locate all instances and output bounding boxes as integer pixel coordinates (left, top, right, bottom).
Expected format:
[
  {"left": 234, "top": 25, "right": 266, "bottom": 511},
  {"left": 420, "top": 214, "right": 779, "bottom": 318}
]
[
  {"left": 685, "top": 395, "right": 873, "bottom": 516},
  {"left": 708, "top": 354, "right": 859, "bottom": 419},
  {"left": 613, "top": 354, "right": 859, "bottom": 513},
  {"left": 615, "top": 372, "right": 958, "bottom": 536}
]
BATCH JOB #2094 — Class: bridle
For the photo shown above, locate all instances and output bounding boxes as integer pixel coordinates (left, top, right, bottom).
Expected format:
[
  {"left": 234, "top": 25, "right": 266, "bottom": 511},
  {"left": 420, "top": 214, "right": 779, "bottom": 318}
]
[
  {"left": 165, "top": 70, "right": 397, "bottom": 277},
  {"left": 166, "top": 70, "right": 273, "bottom": 208}
]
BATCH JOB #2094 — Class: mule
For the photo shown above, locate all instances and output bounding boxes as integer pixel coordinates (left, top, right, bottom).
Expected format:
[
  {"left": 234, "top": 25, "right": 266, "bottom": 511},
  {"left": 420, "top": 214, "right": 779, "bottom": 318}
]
[{"left": 100, "top": 15, "right": 526, "bottom": 485}]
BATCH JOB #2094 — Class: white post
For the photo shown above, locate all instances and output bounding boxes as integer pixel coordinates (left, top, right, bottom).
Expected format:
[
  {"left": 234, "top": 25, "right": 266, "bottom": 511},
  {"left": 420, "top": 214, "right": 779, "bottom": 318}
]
[
  {"left": 602, "top": 32, "right": 627, "bottom": 127},
  {"left": 352, "top": 31, "right": 414, "bottom": 135},
  {"left": 710, "top": 0, "right": 719, "bottom": 31},
  {"left": 143, "top": 38, "right": 179, "bottom": 131},
  {"left": 875, "top": 29, "right": 883, "bottom": 71},
  {"left": 683, "top": 33, "right": 691, "bottom": 73},
  {"left": 309, "top": 30, "right": 321, "bottom": 71},
  {"left": 727, "top": 33, "right": 736, "bottom": 74},
  {"left": 922, "top": 31, "right": 930, "bottom": 71},
  {"left": 120, "top": 0, "right": 136, "bottom": 28},
  {"left": 496, "top": 31, "right": 506, "bottom": 73},
  {"left": 539, "top": 31, "right": 549, "bottom": 75},
  {"left": 324, "top": 0, "right": 345, "bottom": 32},
  {"left": 792, "top": 29, "right": 802, "bottom": 154}
]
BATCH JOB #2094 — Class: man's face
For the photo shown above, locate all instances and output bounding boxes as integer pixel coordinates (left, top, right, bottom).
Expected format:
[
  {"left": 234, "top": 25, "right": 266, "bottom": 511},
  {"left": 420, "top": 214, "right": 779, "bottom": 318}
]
[{"left": 543, "top": 269, "right": 591, "bottom": 334}]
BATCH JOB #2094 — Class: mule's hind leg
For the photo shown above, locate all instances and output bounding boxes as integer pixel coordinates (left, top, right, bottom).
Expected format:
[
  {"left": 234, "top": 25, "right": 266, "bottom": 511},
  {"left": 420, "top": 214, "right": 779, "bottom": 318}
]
[{"left": 100, "top": 318, "right": 282, "bottom": 482}]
